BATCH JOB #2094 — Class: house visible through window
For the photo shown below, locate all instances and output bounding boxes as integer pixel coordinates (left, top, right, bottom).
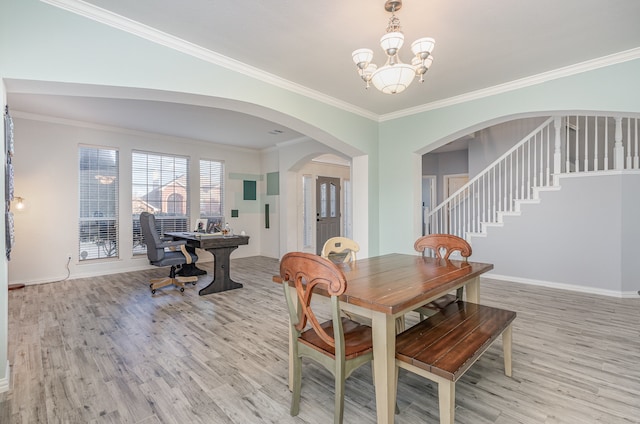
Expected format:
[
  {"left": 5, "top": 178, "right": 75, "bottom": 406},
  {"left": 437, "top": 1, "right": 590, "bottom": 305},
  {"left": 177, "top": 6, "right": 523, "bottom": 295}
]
[
  {"left": 200, "top": 159, "right": 224, "bottom": 229},
  {"left": 132, "top": 151, "right": 189, "bottom": 255},
  {"left": 78, "top": 146, "right": 119, "bottom": 261}
]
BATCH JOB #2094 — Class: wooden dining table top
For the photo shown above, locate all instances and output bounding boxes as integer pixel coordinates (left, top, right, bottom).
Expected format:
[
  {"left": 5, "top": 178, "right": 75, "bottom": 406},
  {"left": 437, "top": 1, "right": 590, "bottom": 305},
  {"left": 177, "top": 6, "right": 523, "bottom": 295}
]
[{"left": 273, "top": 253, "right": 494, "bottom": 315}]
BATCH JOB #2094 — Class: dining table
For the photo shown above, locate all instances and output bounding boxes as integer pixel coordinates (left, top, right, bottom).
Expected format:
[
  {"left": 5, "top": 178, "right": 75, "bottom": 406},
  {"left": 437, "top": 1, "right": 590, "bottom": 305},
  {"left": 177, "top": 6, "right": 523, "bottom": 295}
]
[{"left": 273, "top": 253, "right": 493, "bottom": 424}]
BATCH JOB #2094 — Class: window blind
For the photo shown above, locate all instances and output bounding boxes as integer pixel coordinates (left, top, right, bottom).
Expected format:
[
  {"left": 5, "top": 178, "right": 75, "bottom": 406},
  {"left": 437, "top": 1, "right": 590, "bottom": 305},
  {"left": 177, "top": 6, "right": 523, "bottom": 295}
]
[
  {"left": 132, "top": 151, "right": 189, "bottom": 255},
  {"left": 78, "top": 146, "right": 119, "bottom": 261},
  {"left": 199, "top": 159, "right": 224, "bottom": 219}
]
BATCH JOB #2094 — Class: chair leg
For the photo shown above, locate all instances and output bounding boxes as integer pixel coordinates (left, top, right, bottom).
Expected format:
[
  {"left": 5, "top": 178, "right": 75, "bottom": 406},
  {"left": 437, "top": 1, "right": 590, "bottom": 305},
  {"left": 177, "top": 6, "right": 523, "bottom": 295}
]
[
  {"left": 455, "top": 286, "right": 464, "bottom": 301},
  {"left": 334, "top": 360, "right": 346, "bottom": 424},
  {"left": 290, "top": 355, "right": 302, "bottom": 416},
  {"left": 438, "top": 380, "right": 455, "bottom": 424},
  {"left": 503, "top": 324, "right": 513, "bottom": 377},
  {"left": 394, "top": 364, "right": 400, "bottom": 415}
]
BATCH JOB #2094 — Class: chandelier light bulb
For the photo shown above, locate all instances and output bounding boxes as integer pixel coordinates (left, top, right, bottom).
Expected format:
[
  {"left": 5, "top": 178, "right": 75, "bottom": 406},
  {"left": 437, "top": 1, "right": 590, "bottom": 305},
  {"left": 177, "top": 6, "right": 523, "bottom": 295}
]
[{"left": 352, "top": 0, "right": 435, "bottom": 94}]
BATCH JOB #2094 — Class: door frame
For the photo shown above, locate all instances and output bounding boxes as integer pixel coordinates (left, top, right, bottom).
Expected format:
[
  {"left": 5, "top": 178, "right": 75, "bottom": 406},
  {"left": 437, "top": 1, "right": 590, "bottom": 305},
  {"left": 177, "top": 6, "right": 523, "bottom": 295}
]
[{"left": 422, "top": 175, "right": 436, "bottom": 235}]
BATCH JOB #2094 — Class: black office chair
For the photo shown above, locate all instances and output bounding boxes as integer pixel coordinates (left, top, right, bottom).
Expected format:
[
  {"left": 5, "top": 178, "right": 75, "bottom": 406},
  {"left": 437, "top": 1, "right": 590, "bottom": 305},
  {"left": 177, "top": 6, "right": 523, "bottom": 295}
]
[{"left": 139, "top": 211, "right": 199, "bottom": 294}]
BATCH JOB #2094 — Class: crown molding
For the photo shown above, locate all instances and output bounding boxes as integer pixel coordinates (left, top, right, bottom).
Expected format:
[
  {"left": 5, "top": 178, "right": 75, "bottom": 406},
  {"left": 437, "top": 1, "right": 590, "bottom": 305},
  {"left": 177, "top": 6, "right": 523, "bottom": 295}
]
[
  {"left": 40, "top": 0, "right": 379, "bottom": 121},
  {"left": 380, "top": 47, "right": 640, "bottom": 122},
  {"left": 38, "top": 1, "right": 640, "bottom": 124}
]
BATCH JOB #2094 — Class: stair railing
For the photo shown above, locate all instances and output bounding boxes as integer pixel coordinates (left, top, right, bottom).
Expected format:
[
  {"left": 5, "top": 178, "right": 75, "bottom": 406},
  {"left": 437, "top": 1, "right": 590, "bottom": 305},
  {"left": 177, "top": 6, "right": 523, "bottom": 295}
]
[{"left": 427, "top": 115, "right": 640, "bottom": 239}]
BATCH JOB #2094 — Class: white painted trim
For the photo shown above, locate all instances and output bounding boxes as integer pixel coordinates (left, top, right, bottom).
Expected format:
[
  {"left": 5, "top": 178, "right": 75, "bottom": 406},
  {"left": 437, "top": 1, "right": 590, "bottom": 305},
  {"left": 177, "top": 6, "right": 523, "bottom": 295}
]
[
  {"left": 380, "top": 48, "right": 640, "bottom": 121},
  {"left": 41, "top": 1, "right": 640, "bottom": 122},
  {"left": 485, "top": 273, "right": 639, "bottom": 299},
  {"left": 40, "top": 0, "right": 378, "bottom": 121},
  {"left": 555, "top": 169, "right": 640, "bottom": 179},
  {"left": 0, "top": 361, "right": 9, "bottom": 393}
]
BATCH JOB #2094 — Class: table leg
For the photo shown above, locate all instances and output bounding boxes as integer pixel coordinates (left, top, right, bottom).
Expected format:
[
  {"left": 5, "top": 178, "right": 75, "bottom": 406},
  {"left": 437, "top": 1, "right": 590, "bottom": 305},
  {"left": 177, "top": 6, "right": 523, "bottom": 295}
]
[
  {"left": 199, "top": 246, "right": 243, "bottom": 295},
  {"left": 465, "top": 276, "right": 480, "bottom": 303},
  {"left": 287, "top": 285, "right": 297, "bottom": 391},
  {"left": 372, "top": 311, "right": 396, "bottom": 424}
]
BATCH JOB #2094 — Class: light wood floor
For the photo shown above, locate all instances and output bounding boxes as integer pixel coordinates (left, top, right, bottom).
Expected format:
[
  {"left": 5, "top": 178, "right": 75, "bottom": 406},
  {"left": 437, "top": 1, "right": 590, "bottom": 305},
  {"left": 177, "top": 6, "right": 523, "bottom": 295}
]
[{"left": 1, "top": 256, "right": 639, "bottom": 423}]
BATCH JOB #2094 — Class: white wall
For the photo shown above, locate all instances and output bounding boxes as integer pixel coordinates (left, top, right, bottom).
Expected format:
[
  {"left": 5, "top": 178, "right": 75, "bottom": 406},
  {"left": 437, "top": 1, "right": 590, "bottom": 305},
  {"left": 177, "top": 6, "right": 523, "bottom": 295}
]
[
  {"left": 277, "top": 139, "right": 354, "bottom": 257},
  {"left": 471, "top": 173, "right": 640, "bottom": 297},
  {"left": 258, "top": 148, "right": 280, "bottom": 259},
  {"left": 295, "top": 160, "right": 350, "bottom": 254},
  {"left": 8, "top": 115, "right": 264, "bottom": 285},
  {"left": 0, "top": 81, "right": 8, "bottom": 392}
]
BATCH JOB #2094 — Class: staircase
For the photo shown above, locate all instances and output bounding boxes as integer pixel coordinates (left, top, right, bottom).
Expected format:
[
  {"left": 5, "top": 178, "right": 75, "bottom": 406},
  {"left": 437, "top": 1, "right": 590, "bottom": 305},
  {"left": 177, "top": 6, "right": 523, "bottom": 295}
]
[{"left": 427, "top": 114, "right": 640, "bottom": 240}]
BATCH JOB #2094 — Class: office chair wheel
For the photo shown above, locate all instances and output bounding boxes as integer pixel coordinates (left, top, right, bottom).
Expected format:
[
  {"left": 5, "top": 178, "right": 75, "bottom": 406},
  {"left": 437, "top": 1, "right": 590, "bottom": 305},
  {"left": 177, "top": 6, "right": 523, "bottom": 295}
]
[
  {"left": 151, "top": 289, "right": 156, "bottom": 294},
  {"left": 192, "top": 281, "right": 197, "bottom": 285},
  {"left": 180, "top": 287, "right": 185, "bottom": 292}
]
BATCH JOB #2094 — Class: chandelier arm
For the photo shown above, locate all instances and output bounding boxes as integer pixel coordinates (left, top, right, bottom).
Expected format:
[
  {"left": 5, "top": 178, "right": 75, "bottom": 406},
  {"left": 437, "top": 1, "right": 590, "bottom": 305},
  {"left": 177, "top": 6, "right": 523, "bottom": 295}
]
[{"left": 352, "top": 0, "right": 434, "bottom": 94}]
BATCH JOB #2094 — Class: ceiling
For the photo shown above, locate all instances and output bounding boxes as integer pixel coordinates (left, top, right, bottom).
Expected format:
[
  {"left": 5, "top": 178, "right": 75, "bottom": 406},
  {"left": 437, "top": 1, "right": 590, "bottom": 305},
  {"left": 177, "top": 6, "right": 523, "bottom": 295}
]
[{"left": 7, "top": 0, "right": 640, "bottom": 150}]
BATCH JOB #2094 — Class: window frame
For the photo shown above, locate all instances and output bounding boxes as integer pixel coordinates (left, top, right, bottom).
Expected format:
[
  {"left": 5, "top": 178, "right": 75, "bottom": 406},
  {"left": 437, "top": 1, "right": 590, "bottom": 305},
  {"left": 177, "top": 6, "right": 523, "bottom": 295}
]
[{"left": 78, "top": 145, "right": 119, "bottom": 261}]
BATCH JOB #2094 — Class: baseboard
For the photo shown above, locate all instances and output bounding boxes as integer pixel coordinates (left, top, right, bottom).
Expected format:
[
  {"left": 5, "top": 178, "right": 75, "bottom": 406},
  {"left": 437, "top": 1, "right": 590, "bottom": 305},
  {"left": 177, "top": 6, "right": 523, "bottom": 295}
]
[
  {"left": 0, "top": 360, "right": 9, "bottom": 393},
  {"left": 485, "top": 273, "right": 639, "bottom": 298}
]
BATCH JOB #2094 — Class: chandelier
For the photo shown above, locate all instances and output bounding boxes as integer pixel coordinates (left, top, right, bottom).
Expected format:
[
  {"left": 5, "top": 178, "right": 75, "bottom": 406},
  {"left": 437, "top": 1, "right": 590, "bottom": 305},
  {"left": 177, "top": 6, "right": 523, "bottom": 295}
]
[{"left": 352, "top": 0, "right": 435, "bottom": 94}]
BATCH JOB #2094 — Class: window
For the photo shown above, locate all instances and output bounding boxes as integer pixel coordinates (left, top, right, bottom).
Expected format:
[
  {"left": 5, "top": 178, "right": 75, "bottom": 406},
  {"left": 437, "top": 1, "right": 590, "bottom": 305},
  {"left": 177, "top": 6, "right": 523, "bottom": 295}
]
[
  {"left": 343, "top": 179, "right": 352, "bottom": 239},
  {"left": 132, "top": 151, "right": 189, "bottom": 255},
  {"left": 78, "top": 146, "right": 119, "bottom": 261},
  {"left": 302, "top": 175, "right": 313, "bottom": 248},
  {"left": 199, "top": 159, "right": 224, "bottom": 222}
]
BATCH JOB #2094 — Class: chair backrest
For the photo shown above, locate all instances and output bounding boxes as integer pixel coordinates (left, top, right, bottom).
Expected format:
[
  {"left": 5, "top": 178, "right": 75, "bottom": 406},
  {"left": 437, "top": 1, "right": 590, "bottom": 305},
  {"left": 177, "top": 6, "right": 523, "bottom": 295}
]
[
  {"left": 414, "top": 234, "right": 472, "bottom": 261},
  {"left": 139, "top": 212, "right": 165, "bottom": 262},
  {"left": 280, "top": 252, "right": 347, "bottom": 348},
  {"left": 321, "top": 237, "right": 360, "bottom": 263}
]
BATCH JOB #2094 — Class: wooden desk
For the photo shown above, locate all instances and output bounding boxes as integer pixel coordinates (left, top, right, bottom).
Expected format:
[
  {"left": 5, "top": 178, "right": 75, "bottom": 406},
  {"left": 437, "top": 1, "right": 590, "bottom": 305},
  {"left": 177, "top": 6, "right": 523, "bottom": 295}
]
[
  {"left": 273, "top": 253, "right": 493, "bottom": 424},
  {"left": 167, "top": 232, "right": 249, "bottom": 295}
]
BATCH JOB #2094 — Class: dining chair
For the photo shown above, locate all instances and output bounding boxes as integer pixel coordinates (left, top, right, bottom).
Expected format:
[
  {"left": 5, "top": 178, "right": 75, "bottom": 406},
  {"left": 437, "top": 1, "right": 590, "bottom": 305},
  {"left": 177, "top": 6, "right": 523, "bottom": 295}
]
[
  {"left": 321, "top": 237, "right": 360, "bottom": 263},
  {"left": 279, "top": 252, "right": 374, "bottom": 424},
  {"left": 413, "top": 234, "right": 472, "bottom": 319}
]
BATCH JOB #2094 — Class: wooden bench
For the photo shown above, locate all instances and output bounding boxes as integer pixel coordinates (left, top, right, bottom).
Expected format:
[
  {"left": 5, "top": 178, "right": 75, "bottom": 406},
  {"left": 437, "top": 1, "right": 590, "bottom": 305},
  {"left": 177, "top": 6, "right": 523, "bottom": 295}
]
[{"left": 395, "top": 301, "right": 516, "bottom": 424}]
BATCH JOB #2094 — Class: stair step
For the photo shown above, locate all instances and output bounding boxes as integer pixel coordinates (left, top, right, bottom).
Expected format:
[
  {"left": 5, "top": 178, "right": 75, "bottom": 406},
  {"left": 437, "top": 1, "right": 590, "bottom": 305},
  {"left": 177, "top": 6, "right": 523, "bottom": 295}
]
[
  {"left": 482, "top": 222, "right": 504, "bottom": 229},
  {"left": 497, "top": 211, "right": 521, "bottom": 219}
]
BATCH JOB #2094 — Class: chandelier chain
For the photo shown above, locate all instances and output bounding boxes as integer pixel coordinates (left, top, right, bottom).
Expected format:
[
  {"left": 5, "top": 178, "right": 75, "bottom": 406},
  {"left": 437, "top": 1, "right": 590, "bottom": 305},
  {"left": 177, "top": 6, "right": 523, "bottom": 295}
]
[{"left": 386, "top": 12, "right": 402, "bottom": 33}]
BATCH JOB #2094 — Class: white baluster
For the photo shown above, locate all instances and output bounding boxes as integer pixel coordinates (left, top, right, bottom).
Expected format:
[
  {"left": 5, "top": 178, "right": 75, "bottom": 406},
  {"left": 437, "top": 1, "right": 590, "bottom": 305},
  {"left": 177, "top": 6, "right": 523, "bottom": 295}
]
[
  {"left": 594, "top": 117, "right": 599, "bottom": 171},
  {"left": 584, "top": 116, "right": 589, "bottom": 172},
  {"left": 554, "top": 116, "right": 562, "bottom": 184},
  {"left": 633, "top": 118, "right": 640, "bottom": 169},
  {"left": 565, "top": 117, "right": 571, "bottom": 174},
  {"left": 532, "top": 135, "right": 536, "bottom": 193},
  {"left": 545, "top": 125, "right": 551, "bottom": 186},
  {"left": 614, "top": 117, "right": 624, "bottom": 170},
  {"left": 604, "top": 118, "right": 609, "bottom": 171},
  {"left": 627, "top": 118, "right": 632, "bottom": 170}
]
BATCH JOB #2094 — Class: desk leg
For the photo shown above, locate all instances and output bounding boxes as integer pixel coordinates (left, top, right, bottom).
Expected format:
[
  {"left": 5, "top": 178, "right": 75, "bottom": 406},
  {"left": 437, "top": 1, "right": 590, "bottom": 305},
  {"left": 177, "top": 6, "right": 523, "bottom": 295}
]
[
  {"left": 465, "top": 276, "right": 480, "bottom": 303},
  {"left": 372, "top": 311, "right": 396, "bottom": 424},
  {"left": 199, "top": 246, "right": 243, "bottom": 295}
]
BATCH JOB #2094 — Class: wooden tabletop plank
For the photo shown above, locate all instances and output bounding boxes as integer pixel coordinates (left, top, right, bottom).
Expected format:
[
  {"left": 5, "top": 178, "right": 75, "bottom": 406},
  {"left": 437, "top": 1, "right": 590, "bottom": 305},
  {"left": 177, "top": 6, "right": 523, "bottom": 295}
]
[{"left": 274, "top": 253, "right": 493, "bottom": 315}]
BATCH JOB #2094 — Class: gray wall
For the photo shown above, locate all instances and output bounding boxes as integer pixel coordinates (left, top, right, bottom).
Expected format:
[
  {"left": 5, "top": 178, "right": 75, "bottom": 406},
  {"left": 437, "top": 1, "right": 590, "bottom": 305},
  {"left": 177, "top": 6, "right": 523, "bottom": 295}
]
[
  {"left": 422, "top": 149, "right": 469, "bottom": 204},
  {"left": 468, "top": 117, "right": 548, "bottom": 175},
  {"left": 471, "top": 173, "right": 639, "bottom": 296}
]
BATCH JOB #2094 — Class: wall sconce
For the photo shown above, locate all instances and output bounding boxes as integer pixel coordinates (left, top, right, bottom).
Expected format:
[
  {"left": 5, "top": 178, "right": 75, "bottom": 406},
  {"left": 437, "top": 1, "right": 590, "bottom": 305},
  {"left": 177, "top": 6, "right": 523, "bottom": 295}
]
[{"left": 13, "top": 196, "right": 25, "bottom": 211}]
